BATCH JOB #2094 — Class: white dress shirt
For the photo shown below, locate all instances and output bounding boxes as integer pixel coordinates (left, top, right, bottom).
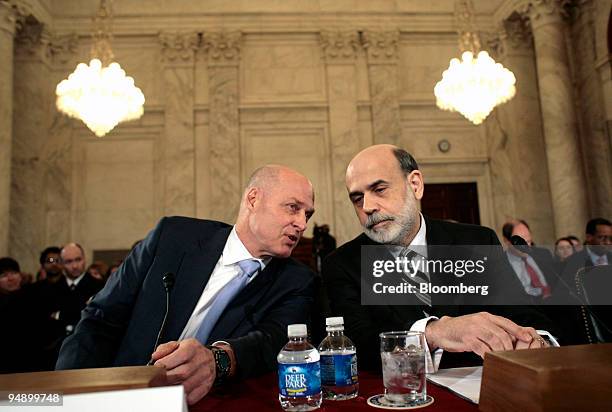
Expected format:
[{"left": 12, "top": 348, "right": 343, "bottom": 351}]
[
  {"left": 65, "top": 272, "right": 86, "bottom": 288},
  {"left": 179, "top": 227, "right": 268, "bottom": 340},
  {"left": 587, "top": 247, "right": 609, "bottom": 266}
]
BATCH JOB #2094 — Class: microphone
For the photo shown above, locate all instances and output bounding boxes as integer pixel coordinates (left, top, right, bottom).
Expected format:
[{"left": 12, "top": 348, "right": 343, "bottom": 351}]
[{"left": 147, "top": 272, "right": 175, "bottom": 366}]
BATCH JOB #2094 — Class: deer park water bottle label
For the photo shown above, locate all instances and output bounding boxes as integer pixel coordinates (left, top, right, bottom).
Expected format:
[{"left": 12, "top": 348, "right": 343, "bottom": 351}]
[
  {"left": 278, "top": 362, "right": 321, "bottom": 397},
  {"left": 320, "top": 353, "right": 358, "bottom": 386}
]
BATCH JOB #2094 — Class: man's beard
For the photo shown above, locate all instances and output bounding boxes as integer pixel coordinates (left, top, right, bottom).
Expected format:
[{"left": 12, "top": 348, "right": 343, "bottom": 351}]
[{"left": 363, "top": 194, "right": 418, "bottom": 245}]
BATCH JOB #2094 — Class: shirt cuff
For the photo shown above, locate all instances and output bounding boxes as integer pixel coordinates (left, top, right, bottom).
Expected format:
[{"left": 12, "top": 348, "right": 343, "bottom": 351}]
[{"left": 410, "top": 316, "right": 443, "bottom": 373}]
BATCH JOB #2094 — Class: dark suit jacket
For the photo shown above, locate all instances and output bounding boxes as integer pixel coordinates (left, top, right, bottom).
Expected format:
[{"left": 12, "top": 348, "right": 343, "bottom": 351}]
[
  {"left": 56, "top": 217, "right": 315, "bottom": 379},
  {"left": 55, "top": 274, "right": 104, "bottom": 329},
  {"left": 322, "top": 216, "right": 552, "bottom": 371},
  {"left": 550, "top": 249, "right": 612, "bottom": 344}
]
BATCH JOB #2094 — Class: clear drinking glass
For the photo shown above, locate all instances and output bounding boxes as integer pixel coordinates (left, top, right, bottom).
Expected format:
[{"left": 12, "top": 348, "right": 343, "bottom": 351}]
[{"left": 379, "top": 331, "right": 427, "bottom": 406}]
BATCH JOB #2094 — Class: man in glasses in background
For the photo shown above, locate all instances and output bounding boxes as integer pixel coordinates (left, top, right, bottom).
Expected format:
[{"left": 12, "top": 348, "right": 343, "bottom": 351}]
[{"left": 37, "top": 246, "right": 64, "bottom": 283}]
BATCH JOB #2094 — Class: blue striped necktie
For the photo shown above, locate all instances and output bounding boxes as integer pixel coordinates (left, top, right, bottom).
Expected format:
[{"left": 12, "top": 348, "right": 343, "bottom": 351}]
[{"left": 195, "top": 259, "right": 261, "bottom": 344}]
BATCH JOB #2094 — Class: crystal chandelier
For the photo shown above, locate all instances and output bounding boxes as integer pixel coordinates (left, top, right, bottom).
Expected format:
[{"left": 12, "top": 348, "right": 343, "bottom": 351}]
[
  {"left": 55, "top": 0, "right": 145, "bottom": 137},
  {"left": 434, "top": 0, "right": 516, "bottom": 125}
]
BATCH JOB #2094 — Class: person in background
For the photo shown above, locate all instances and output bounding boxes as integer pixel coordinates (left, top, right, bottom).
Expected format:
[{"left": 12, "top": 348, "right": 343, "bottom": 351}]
[
  {"left": 567, "top": 235, "right": 583, "bottom": 253},
  {"left": 37, "top": 246, "right": 64, "bottom": 283},
  {"left": 553, "top": 237, "right": 575, "bottom": 273},
  {"left": 0, "top": 257, "right": 50, "bottom": 372},
  {"left": 501, "top": 220, "right": 558, "bottom": 299}
]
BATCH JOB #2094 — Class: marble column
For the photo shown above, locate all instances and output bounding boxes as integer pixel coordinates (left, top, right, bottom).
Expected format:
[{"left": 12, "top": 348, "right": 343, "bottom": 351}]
[
  {"left": 490, "top": 15, "right": 555, "bottom": 243},
  {"left": 0, "top": 1, "right": 18, "bottom": 256},
  {"left": 361, "top": 30, "right": 402, "bottom": 145},
  {"left": 320, "top": 30, "right": 363, "bottom": 242},
  {"left": 159, "top": 32, "right": 199, "bottom": 217},
  {"left": 569, "top": 2, "right": 612, "bottom": 218},
  {"left": 11, "top": 22, "right": 53, "bottom": 272},
  {"left": 43, "top": 33, "right": 78, "bottom": 249},
  {"left": 526, "top": 0, "right": 589, "bottom": 238},
  {"left": 202, "top": 31, "right": 242, "bottom": 223}
]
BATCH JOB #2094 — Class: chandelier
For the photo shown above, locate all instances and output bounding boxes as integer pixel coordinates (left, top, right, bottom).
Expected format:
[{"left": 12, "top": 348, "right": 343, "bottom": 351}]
[
  {"left": 55, "top": 0, "right": 145, "bottom": 137},
  {"left": 434, "top": 0, "right": 516, "bottom": 125}
]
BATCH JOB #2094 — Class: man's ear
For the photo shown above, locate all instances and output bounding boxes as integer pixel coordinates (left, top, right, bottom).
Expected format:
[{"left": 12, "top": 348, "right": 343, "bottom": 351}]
[
  {"left": 407, "top": 170, "right": 424, "bottom": 200},
  {"left": 245, "top": 187, "right": 259, "bottom": 210}
]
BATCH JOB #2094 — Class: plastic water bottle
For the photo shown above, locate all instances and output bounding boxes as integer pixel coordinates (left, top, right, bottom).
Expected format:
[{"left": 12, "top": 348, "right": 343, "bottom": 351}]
[
  {"left": 278, "top": 324, "right": 322, "bottom": 411},
  {"left": 318, "top": 317, "right": 359, "bottom": 400}
]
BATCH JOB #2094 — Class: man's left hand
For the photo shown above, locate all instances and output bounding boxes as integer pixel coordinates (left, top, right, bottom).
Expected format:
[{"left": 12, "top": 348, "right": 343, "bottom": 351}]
[{"left": 152, "top": 339, "right": 216, "bottom": 405}]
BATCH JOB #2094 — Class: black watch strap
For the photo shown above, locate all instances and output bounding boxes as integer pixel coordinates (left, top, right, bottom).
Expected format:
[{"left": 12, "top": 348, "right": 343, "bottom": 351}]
[{"left": 206, "top": 345, "right": 231, "bottom": 384}]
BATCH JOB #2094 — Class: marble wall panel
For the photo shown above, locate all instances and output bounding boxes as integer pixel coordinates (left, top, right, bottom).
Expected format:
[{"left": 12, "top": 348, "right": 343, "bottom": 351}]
[
  {"left": 241, "top": 36, "right": 326, "bottom": 103},
  {"left": 240, "top": 125, "right": 336, "bottom": 239},
  {"left": 73, "top": 138, "right": 157, "bottom": 257},
  {"left": 398, "top": 39, "right": 457, "bottom": 102},
  {"left": 398, "top": 125, "right": 487, "bottom": 160}
]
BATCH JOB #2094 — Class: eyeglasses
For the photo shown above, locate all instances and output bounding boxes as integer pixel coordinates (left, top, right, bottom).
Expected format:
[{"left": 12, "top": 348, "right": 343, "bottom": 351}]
[
  {"left": 0, "top": 271, "right": 19, "bottom": 278},
  {"left": 45, "top": 257, "right": 62, "bottom": 264}
]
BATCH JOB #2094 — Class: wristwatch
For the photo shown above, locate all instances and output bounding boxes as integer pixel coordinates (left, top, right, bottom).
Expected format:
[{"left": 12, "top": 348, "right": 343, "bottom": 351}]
[{"left": 207, "top": 345, "right": 231, "bottom": 384}]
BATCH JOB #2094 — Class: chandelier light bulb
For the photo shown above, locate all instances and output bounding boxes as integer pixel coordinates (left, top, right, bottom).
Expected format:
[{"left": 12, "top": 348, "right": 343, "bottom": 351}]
[
  {"left": 56, "top": 59, "right": 145, "bottom": 137},
  {"left": 434, "top": 50, "right": 516, "bottom": 125}
]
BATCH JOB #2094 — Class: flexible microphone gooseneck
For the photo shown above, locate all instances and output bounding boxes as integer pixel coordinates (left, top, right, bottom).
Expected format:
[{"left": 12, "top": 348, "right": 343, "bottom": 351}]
[{"left": 147, "top": 272, "right": 175, "bottom": 365}]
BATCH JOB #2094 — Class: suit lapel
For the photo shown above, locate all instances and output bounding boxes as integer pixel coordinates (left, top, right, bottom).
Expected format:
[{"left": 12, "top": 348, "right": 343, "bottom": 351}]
[{"left": 164, "top": 226, "right": 232, "bottom": 341}]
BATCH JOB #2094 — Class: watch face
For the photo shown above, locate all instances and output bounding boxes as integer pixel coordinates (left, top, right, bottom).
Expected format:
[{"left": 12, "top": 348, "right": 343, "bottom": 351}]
[{"left": 214, "top": 347, "right": 231, "bottom": 378}]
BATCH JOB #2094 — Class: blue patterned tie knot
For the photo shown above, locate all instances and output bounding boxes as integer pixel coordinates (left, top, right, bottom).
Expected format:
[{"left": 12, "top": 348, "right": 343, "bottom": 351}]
[{"left": 237, "top": 259, "right": 260, "bottom": 279}]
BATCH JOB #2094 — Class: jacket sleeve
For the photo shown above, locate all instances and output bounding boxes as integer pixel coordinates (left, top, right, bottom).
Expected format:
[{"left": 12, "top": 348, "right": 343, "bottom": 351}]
[{"left": 55, "top": 218, "right": 166, "bottom": 370}]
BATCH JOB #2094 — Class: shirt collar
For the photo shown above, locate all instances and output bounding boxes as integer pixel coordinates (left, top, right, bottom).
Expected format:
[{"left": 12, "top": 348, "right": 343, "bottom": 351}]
[
  {"left": 410, "top": 213, "right": 427, "bottom": 247},
  {"left": 391, "top": 213, "right": 428, "bottom": 259},
  {"left": 65, "top": 272, "right": 85, "bottom": 287},
  {"left": 586, "top": 246, "right": 607, "bottom": 264},
  {"left": 222, "top": 226, "right": 269, "bottom": 270}
]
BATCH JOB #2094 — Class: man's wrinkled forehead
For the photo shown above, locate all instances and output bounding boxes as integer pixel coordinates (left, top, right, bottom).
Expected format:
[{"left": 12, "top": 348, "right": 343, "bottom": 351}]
[{"left": 346, "top": 155, "right": 400, "bottom": 192}]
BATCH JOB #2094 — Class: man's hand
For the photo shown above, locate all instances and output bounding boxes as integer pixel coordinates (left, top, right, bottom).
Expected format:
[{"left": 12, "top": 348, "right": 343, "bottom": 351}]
[
  {"left": 151, "top": 339, "right": 216, "bottom": 405},
  {"left": 425, "top": 312, "right": 536, "bottom": 358},
  {"left": 514, "top": 330, "right": 548, "bottom": 350}
]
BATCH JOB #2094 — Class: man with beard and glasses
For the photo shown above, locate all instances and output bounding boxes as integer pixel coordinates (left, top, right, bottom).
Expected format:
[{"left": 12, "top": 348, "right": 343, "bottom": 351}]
[
  {"left": 56, "top": 165, "right": 316, "bottom": 405},
  {"left": 322, "top": 144, "right": 553, "bottom": 372}
]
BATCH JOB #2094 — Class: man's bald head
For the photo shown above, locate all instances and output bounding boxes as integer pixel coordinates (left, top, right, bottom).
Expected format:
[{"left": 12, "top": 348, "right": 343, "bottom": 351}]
[
  {"left": 347, "top": 144, "right": 418, "bottom": 183},
  {"left": 236, "top": 165, "right": 315, "bottom": 258},
  {"left": 61, "top": 242, "right": 86, "bottom": 280}
]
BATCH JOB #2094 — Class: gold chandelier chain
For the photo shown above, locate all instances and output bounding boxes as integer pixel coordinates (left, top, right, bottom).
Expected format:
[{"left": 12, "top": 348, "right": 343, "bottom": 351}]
[
  {"left": 455, "top": 0, "right": 481, "bottom": 54},
  {"left": 90, "top": 0, "right": 114, "bottom": 65}
]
